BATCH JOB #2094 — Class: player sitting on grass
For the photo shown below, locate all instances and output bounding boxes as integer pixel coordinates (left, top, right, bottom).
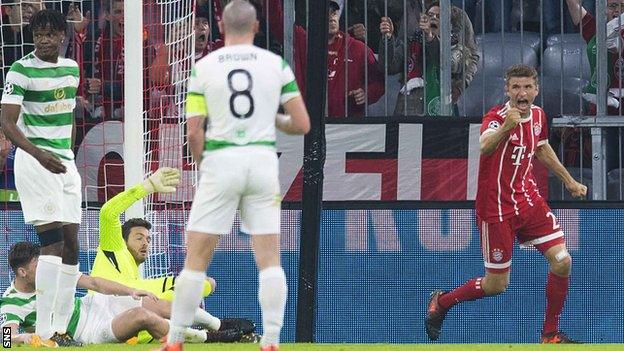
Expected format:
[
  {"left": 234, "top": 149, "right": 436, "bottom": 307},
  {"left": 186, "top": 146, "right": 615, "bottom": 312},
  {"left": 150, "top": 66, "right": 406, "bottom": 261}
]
[
  {"left": 0, "top": 241, "right": 234, "bottom": 346},
  {"left": 90, "top": 167, "right": 256, "bottom": 343}
]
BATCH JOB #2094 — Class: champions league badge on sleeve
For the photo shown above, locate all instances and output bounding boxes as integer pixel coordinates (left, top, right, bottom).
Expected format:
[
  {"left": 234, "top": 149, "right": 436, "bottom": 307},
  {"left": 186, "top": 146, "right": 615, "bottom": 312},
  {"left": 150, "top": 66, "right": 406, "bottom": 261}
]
[
  {"left": 3, "top": 82, "right": 14, "bottom": 95},
  {"left": 488, "top": 120, "right": 501, "bottom": 130}
]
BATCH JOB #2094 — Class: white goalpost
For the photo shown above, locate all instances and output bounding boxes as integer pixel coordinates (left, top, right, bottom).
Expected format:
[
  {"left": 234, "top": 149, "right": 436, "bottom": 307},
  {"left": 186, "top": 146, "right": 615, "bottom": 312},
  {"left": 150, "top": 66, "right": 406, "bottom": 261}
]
[
  {"left": 131, "top": 0, "right": 198, "bottom": 278},
  {"left": 123, "top": 0, "right": 145, "bottom": 220}
]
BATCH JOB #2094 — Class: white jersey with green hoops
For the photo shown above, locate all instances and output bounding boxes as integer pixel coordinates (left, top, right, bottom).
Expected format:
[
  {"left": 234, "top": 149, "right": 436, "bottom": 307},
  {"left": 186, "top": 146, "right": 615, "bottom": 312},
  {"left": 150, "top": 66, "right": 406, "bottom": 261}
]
[
  {"left": 1, "top": 52, "right": 79, "bottom": 160},
  {"left": 186, "top": 44, "right": 300, "bottom": 151},
  {"left": 0, "top": 282, "right": 82, "bottom": 336}
]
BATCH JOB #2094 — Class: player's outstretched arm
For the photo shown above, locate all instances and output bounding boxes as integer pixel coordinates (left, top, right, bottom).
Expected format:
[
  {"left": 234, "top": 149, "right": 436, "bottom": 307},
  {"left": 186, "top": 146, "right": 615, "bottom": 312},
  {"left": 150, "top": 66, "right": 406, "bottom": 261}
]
[
  {"left": 564, "top": 0, "right": 587, "bottom": 26},
  {"left": 98, "top": 167, "right": 179, "bottom": 251},
  {"left": 77, "top": 274, "right": 158, "bottom": 300},
  {"left": 99, "top": 184, "right": 149, "bottom": 251},
  {"left": 142, "top": 167, "right": 181, "bottom": 194},
  {"left": 278, "top": 96, "right": 311, "bottom": 135},
  {"left": 536, "top": 143, "right": 587, "bottom": 198},
  {"left": 0, "top": 104, "right": 66, "bottom": 174}
]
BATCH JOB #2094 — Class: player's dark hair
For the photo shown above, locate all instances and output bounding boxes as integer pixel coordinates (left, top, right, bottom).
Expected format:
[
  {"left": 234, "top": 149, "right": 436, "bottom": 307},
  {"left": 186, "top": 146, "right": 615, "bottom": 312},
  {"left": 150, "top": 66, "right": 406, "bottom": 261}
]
[
  {"left": 505, "top": 64, "right": 539, "bottom": 85},
  {"left": 30, "top": 9, "right": 67, "bottom": 33},
  {"left": 8, "top": 242, "right": 40, "bottom": 274},
  {"left": 122, "top": 218, "right": 152, "bottom": 241}
]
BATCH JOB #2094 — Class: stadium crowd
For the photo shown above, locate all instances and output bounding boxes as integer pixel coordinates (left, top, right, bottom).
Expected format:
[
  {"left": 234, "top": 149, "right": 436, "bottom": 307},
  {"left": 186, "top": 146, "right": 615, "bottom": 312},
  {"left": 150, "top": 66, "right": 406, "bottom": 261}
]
[
  {"left": 0, "top": 0, "right": 618, "bottom": 119},
  {"left": 1, "top": 1, "right": 624, "bottom": 194}
]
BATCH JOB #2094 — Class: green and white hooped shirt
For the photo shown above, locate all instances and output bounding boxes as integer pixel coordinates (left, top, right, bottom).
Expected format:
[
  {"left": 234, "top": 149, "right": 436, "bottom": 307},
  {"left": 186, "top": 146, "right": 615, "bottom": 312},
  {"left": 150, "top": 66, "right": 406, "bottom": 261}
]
[
  {"left": 186, "top": 44, "right": 300, "bottom": 151},
  {"left": 0, "top": 282, "right": 82, "bottom": 336},
  {"left": 1, "top": 52, "right": 79, "bottom": 160}
]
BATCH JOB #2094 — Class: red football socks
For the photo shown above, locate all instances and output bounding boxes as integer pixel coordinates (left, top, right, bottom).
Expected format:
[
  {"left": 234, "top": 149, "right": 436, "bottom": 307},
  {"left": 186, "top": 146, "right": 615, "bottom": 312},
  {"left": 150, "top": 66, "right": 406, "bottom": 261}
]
[
  {"left": 438, "top": 277, "right": 486, "bottom": 310},
  {"left": 543, "top": 272, "right": 569, "bottom": 335}
]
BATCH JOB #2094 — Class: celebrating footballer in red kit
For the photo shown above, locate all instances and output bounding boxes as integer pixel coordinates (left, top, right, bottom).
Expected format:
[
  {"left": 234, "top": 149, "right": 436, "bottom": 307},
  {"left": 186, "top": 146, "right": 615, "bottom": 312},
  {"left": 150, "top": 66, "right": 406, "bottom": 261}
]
[{"left": 425, "top": 64, "right": 588, "bottom": 344}]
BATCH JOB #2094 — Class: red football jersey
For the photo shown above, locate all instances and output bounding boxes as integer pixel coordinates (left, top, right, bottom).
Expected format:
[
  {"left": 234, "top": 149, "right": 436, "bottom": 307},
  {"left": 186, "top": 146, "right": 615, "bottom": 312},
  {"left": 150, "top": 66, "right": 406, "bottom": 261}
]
[{"left": 476, "top": 103, "right": 549, "bottom": 222}]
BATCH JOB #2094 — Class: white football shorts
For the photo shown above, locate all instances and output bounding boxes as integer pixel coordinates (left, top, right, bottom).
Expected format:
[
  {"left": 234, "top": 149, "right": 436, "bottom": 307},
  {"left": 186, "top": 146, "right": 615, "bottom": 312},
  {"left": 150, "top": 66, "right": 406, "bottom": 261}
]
[
  {"left": 13, "top": 148, "right": 82, "bottom": 225},
  {"left": 73, "top": 293, "right": 141, "bottom": 344},
  {"left": 187, "top": 146, "right": 281, "bottom": 235}
]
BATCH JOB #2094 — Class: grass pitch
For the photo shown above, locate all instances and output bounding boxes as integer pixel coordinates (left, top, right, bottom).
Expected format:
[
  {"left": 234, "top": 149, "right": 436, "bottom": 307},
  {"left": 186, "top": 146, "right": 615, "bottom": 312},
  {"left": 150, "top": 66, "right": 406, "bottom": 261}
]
[{"left": 12, "top": 343, "right": 624, "bottom": 350}]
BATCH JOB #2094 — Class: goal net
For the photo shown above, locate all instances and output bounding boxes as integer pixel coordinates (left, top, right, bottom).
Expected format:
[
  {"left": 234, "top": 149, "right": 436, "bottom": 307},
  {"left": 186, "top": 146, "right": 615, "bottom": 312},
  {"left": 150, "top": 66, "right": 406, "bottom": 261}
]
[
  {"left": 0, "top": 0, "right": 200, "bottom": 286},
  {"left": 142, "top": 0, "right": 198, "bottom": 278}
]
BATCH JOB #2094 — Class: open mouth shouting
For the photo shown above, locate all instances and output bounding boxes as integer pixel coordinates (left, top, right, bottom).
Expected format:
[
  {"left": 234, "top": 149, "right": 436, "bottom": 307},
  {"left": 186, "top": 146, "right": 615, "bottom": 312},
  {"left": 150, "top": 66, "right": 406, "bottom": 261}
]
[{"left": 515, "top": 98, "right": 530, "bottom": 112}]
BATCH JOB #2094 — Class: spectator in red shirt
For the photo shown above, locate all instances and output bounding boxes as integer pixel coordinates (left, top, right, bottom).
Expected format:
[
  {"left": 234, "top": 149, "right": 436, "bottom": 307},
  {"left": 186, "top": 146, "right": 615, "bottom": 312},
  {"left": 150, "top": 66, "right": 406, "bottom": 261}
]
[
  {"left": 264, "top": 0, "right": 385, "bottom": 117},
  {"left": 85, "top": 0, "right": 167, "bottom": 121}
]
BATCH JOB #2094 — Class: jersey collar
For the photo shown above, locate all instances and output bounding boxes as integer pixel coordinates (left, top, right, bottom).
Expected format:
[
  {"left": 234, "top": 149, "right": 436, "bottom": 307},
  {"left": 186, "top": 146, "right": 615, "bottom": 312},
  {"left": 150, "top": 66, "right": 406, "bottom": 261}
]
[{"left": 4, "top": 281, "right": 35, "bottom": 298}]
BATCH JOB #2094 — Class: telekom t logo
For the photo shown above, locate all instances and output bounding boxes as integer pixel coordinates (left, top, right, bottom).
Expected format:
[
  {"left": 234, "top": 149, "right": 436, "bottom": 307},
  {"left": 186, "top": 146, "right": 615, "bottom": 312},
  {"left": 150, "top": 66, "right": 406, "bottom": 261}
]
[{"left": 511, "top": 145, "right": 527, "bottom": 166}]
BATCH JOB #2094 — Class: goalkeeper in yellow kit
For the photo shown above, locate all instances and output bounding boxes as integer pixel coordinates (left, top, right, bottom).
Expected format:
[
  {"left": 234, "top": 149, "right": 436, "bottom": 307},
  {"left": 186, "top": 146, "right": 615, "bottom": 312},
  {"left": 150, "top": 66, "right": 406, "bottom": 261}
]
[{"left": 90, "top": 167, "right": 256, "bottom": 343}]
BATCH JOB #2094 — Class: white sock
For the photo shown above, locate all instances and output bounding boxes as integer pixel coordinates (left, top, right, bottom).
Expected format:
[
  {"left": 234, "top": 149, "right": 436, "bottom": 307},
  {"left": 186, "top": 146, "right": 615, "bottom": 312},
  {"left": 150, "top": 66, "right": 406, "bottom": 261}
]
[
  {"left": 258, "top": 266, "right": 287, "bottom": 347},
  {"left": 168, "top": 270, "right": 206, "bottom": 344},
  {"left": 194, "top": 308, "right": 221, "bottom": 331},
  {"left": 166, "top": 321, "right": 208, "bottom": 343},
  {"left": 185, "top": 327, "right": 208, "bottom": 343},
  {"left": 52, "top": 264, "right": 80, "bottom": 334},
  {"left": 35, "top": 255, "right": 62, "bottom": 339}
]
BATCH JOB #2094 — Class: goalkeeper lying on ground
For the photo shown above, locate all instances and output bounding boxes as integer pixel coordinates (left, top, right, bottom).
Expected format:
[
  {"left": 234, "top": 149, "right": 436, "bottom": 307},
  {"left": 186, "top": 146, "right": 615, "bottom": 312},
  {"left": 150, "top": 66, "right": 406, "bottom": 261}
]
[{"left": 90, "top": 167, "right": 255, "bottom": 343}]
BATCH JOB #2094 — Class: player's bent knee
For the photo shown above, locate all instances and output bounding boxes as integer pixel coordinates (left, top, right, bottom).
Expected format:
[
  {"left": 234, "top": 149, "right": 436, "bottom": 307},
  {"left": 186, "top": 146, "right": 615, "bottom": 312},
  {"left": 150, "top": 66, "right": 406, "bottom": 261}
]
[
  {"left": 551, "top": 252, "right": 572, "bottom": 276},
  {"left": 131, "top": 307, "right": 154, "bottom": 327}
]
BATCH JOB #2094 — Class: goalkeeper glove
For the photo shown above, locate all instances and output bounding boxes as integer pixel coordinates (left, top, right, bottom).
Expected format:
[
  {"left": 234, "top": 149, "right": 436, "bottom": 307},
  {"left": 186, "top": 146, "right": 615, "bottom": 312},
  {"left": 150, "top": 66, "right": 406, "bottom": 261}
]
[{"left": 142, "top": 167, "right": 181, "bottom": 194}]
